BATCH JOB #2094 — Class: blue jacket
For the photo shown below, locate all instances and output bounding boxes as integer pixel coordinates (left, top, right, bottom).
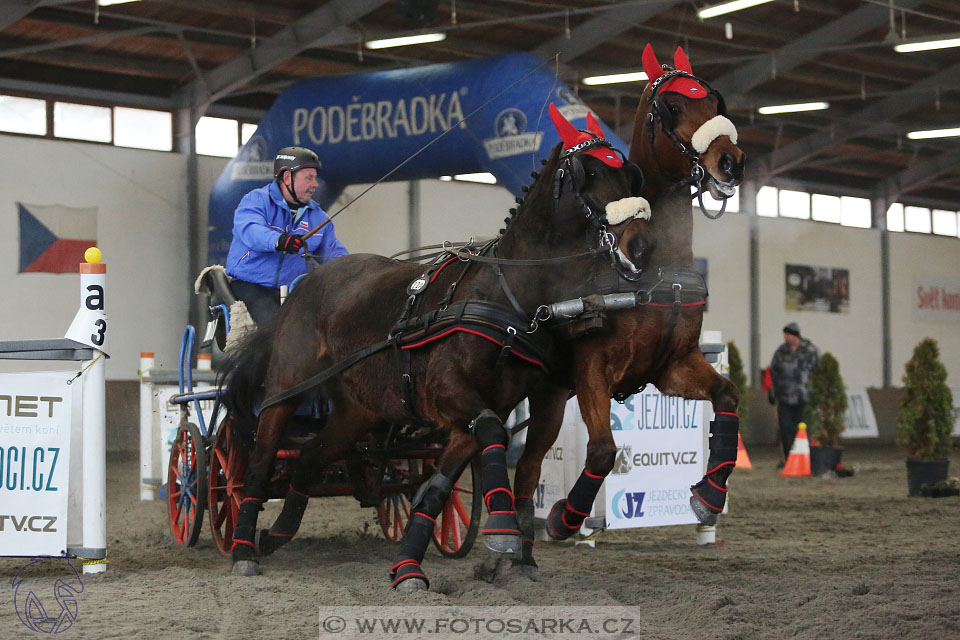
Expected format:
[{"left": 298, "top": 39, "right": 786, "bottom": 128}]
[{"left": 225, "top": 181, "right": 348, "bottom": 288}]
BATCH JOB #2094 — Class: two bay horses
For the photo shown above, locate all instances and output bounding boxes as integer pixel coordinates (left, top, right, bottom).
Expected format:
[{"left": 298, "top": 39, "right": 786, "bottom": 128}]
[
  {"left": 220, "top": 106, "right": 650, "bottom": 588},
  {"left": 510, "top": 44, "right": 746, "bottom": 571}
]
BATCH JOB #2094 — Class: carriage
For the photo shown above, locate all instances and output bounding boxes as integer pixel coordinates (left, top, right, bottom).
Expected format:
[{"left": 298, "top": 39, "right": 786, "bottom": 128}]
[
  {"left": 164, "top": 267, "right": 483, "bottom": 559},
  {"left": 170, "top": 43, "right": 744, "bottom": 589}
]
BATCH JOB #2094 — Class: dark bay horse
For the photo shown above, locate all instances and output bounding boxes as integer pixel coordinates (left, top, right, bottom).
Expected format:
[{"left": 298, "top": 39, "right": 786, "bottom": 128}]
[
  {"left": 219, "top": 105, "right": 649, "bottom": 589},
  {"left": 510, "top": 44, "right": 746, "bottom": 570}
]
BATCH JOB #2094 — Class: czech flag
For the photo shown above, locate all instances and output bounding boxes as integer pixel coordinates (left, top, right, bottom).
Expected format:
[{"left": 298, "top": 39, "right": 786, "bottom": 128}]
[{"left": 18, "top": 202, "right": 97, "bottom": 273}]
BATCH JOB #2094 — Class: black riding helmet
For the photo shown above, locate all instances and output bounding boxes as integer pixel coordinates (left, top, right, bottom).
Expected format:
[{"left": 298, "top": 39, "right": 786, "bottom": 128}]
[{"left": 274, "top": 146, "right": 321, "bottom": 207}]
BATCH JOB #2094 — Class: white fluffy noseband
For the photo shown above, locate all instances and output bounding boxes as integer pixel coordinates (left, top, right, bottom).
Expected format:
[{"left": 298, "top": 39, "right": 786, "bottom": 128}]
[
  {"left": 691, "top": 115, "right": 738, "bottom": 154},
  {"left": 605, "top": 196, "right": 651, "bottom": 225}
]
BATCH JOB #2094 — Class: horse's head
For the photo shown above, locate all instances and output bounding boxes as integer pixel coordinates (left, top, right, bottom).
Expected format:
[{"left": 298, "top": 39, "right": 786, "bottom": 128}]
[
  {"left": 630, "top": 44, "right": 745, "bottom": 201},
  {"left": 502, "top": 104, "right": 648, "bottom": 269}
]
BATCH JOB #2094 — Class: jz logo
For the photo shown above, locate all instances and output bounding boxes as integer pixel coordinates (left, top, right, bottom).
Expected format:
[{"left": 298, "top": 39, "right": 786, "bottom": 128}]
[{"left": 611, "top": 489, "right": 645, "bottom": 519}]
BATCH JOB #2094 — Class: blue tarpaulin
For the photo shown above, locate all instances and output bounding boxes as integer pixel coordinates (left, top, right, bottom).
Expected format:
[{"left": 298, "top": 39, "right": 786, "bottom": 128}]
[{"left": 208, "top": 53, "right": 628, "bottom": 263}]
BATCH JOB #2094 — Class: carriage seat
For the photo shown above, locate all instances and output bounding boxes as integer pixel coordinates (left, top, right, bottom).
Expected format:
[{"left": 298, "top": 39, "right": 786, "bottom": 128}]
[{"left": 194, "top": 265, "right": 256, "bottom": 352}]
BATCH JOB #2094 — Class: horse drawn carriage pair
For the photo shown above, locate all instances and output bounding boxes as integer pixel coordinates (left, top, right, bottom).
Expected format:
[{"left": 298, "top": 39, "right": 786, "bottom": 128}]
[{"left": 165, "top": 43, "right": 745, "bottom": 591}]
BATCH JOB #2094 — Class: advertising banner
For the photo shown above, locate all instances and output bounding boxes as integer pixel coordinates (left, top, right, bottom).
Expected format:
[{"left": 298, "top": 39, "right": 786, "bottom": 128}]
[
  {"left": 842, "top": 388, "right": 879, "bottom": 438},
  {"left": 605, "top": 388, "right": 705, "bottom": 529},
  {"left": 208, "top": 53, "right": 628, "bottom": 264},
  {"left": 912, "top": 277, "right": 960, "bottom": 322},
  {"left": 0, "top": 372, "right": 74, "bottom": 556}
]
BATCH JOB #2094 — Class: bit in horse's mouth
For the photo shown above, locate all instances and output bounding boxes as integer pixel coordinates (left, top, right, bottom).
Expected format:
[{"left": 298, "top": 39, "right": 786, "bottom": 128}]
[
  {"left": 705, "top": 176, "right": 738, "bottom": 199},
  {"left": 616, "top": 247, "right": 641, "bottom": 274}
]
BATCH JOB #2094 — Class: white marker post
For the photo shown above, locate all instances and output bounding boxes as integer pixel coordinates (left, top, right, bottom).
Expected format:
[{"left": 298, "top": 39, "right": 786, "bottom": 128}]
[
  {"left": 139, "top": 351, "right": 156, "bottom": 500},
  {"left": 65, "top": 256, "right": 108, "bottom": 574}
]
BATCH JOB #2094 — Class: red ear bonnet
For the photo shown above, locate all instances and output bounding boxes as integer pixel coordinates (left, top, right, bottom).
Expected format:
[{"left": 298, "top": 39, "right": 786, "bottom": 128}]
[
  {"left": 549, "top": 103, "right": 622, "bottom": 168},
  {"left": 642, "top": 44, "right": 708, "bottom": 99}
]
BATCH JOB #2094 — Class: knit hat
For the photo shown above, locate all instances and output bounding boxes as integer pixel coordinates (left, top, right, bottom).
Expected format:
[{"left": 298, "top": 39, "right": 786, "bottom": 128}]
[{"left": 783, "top": 322, "right": 801, "bottom": 337}]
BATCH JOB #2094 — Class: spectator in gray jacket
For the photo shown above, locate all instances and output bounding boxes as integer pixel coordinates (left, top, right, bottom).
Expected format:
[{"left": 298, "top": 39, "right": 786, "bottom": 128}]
[{"left": 769, "top": 322, "right": 820, "bottom": 462}]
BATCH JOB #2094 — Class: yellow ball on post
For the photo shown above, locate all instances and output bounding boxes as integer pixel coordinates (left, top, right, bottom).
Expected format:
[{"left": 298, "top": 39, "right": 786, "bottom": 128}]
[{"left": 84, "top": 247, "right": 102, "bottom": 264}]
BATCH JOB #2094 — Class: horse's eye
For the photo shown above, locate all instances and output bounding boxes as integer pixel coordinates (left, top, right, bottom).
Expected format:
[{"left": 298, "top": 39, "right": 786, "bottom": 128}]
[{"left": 668, "top": 105, "right": 681, "bottom": 118}]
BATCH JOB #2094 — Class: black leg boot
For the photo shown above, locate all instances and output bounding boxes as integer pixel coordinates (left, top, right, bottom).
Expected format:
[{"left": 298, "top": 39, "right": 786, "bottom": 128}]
[{"left": 690, "top": 412, "right": 739, "bottom": 525}]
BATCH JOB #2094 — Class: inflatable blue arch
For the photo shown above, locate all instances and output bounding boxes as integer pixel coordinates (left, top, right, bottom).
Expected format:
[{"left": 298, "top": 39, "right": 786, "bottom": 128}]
[{"left": 208, "top": 53, "right": 628, "bottom": 263}]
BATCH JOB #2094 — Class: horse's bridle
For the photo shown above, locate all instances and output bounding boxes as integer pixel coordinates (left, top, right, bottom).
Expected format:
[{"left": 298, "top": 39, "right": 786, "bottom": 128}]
[{"left": 646, "top": 67, "right": 732, "bottom": 220}]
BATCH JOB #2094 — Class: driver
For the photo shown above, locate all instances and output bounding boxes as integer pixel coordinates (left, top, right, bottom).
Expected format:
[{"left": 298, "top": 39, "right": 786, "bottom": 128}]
[{"left": 225, "top": 146, "right": 348, "bottom": 325}]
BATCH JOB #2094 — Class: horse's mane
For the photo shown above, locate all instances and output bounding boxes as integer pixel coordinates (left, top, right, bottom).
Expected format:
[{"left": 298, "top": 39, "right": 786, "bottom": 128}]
[{"left": 499, "top": 143, "right": 563, "bottom": 235}]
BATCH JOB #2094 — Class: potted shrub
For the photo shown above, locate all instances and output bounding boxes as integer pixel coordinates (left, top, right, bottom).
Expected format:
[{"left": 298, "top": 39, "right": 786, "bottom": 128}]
[
  {"left": 806, "top": 352, "right": 847, "bottom": 476},
  {"left": 726, "top": 341, "right": 749, "bottom": 433},
  {"left": 897, "top": 338, "right": 956, "bottom": 497}
]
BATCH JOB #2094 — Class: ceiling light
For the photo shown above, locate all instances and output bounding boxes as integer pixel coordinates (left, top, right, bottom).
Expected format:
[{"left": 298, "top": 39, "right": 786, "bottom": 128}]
[
  {"left": 894, "top": 36, "right": 960, "bottom": 53},
  {"left": 582, "top": 71, "right": 648, "bottom": 86},
  {"left": 906, "top": 127, "right": 960, "bottom": 140},
  {"left": 757, "top": 101, "right": 829, "bottom": 115},
  {"left": 97, "top": 0, "right": 143, "bottom": 5},
  {"left": 698, "top": 0, "right": 775, "bottom": 20},
  {"left": 365, "top": 33, "right": 446, "bottom": 50}
]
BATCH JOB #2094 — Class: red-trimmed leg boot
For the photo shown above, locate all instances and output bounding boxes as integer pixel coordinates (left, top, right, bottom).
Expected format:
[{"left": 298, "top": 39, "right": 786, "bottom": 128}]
[
  {"left": 258, "top": 484, "right": 309, "bottom": 556},
  {"left": 690, "top": 412, "right": 739, "bottom": 525},
  {"left": 546, "top": 468, "right": 605, "bottom": 540}
]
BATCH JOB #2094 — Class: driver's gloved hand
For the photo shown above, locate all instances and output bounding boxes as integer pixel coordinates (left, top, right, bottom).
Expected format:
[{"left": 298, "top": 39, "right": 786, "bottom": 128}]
[{"left": 276, "top": 233, "right": 305, "bottom": 254}]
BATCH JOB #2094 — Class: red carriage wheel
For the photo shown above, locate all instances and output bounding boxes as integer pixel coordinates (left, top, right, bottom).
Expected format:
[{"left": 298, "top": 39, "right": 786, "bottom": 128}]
[
  {"left": 167, "top": 422, "right": 207, "bottom": 547},
  {"left": 376, "top": 459, "right": 414, "bottom": 543},
  {"left": 208, "top": 418, "right": 248, "bottom": 556},
  {"left": 432, "top": 458, "right": 481, "bottom": 558}
]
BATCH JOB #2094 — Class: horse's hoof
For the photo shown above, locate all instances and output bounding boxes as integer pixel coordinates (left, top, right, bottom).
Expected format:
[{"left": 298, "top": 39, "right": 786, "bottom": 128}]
[
  {"left": 483, "top": 534, "right": 521, "bottom": 556},
  {"left": 231, "top": 560, "right": 262, "bottom": 576},
  {"left": 689, "top": 496, "right": 718, "bottom": 526},
  {"left": 395, "top": 578, "right": 428, "bottom": 593}
]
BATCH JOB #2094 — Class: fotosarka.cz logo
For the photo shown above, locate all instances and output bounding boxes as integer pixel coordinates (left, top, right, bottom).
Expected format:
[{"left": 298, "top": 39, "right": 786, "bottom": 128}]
[{"left": 12, "top": 557, "right": 84, "bottom": 634}]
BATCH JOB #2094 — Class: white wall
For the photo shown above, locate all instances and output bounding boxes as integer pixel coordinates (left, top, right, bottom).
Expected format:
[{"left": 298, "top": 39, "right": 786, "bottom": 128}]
[
  {"left": 2, "top": 132, "right": 956, "bottom": 387},
  {"left": 692, "top": 211, "right": 751, "bottom": 373},
  {"left": 889, "top": 232, "right": 960, "bottom": 387},
  {"left": 757, "top": 217, "right": 885, "bottom": 388},
  {"left": 0, "top": 135, "right": 205, "bottom": 378}
]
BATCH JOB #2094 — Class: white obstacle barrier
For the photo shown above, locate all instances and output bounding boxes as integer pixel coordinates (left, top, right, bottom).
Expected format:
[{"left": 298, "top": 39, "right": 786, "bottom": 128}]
[
  {"left": 0, "top": 252, "right": 108, "bottom": 574},
  {"left": 139, "top": 345, "right": 219, "bottom": 501},
  {"left": 531, "top": 330, "right": 728, "bottom": 546}
]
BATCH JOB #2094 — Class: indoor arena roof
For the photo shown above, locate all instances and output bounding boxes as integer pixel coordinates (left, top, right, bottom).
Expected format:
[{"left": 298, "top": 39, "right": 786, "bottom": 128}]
[{"left": 2, "top": 0, "right": 958, "bottom": 209}]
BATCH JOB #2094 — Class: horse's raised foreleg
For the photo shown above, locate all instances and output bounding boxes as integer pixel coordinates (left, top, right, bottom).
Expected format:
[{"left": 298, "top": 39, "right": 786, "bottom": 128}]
[
  {"left": 391, "top": 428, "right": 477, "bottom": 592},
  {"left": 511, "top": 385, "right": 569, "bottom": 571},
  {"left": 546, "top": 375, "right": 617, "bottom": 541},
  {"left": 232, "top": 400, "right": 296, "bottom": 576},
  {"left": 656, "top": 349, "right": 740, "bottom": 525}
]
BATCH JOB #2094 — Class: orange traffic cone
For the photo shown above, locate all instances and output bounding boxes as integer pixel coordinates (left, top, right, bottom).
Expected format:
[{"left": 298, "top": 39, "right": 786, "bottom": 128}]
[
  {"left": 736, "top": 434, "right": 752, "bottom": 470},
  {"left": 780, "top": 422, "right": 811, "bottom": 477}
]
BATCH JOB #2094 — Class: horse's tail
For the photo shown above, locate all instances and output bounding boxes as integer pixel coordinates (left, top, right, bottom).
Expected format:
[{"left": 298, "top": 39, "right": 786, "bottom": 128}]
[{"left": 218, "top": 319, "right": 276, "bottom": 448}]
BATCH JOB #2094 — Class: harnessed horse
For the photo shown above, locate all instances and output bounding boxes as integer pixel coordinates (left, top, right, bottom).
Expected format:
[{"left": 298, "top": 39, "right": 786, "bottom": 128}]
[
  {"left": 218, "top": 106, "right": 650, "bottom": 588},
  {"left": 509, "top": 44, "right": 746, "bottom": 571}
]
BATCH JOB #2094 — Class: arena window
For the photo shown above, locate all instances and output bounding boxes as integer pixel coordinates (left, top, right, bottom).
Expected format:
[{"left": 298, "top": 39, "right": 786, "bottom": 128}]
[
  {"left": 904, "top": 206, "right": 932, "bottom": 233},
  {"left": 756, "top": 186, "right": 778, "bottom": 216},
  {"left": 53, "top": 101, "right": 112, "bottom": 143},
  {"left": 196, "top": 116, "right": 240, "bottom": 157},
  {"left": 0, "top": 94, "right": 46, "bottom": 135},
  {"left": 778, "top": 189, "right": 810, "bottom": 219},
  {"left": 811, "top": 194, "right": 841, "bottom": 223},
  {"left": 114, "top": 107, "right": 172, "bottom": 151},
  {"left": 241, "top": 122, "right": 258, "bottom": 145},
  {"left": 840, "top": 196, "right": 871, "bottom": 228},
  {"left": 886, "top": 203, "right": 905, "bottom": 232},
  {"left": 932, "top": 209, "right": 958, "bottom": 237}
]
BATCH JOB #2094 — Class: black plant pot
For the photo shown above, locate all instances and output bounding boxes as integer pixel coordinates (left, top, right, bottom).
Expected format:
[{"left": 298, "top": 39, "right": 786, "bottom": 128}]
[
  {"left": 905, "top": 458, "right": 950, "bottom": 497},
  {"left": 810, "top": 446, "right": 843, "bottom": 477}
]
